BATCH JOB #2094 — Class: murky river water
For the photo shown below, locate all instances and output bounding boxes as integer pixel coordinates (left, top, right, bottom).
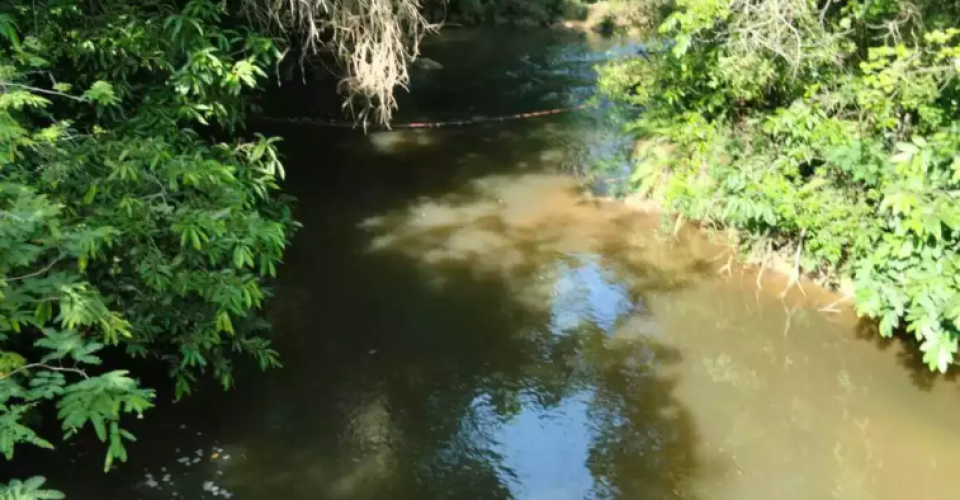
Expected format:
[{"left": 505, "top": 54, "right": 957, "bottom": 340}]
[{"left": 11, "top": 28, "right": 960, "bottom": 500}]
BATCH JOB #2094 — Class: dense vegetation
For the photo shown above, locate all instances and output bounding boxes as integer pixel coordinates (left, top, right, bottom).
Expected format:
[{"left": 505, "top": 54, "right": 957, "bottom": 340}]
[
  {"left": 0, "top": 0, "right": 299, "bottom": 496},
  {"left": 0, "top": 0, "right": 459, "bottom": 491},
  {"left": 600, "top": 0, "right": 960, "bottom": 372}
]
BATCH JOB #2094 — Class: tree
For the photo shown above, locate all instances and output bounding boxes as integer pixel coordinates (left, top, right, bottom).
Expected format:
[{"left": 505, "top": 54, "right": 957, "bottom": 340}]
[
  {"left": 0, "top": 0, "right": 295, "bottom": 488},
  {"left": 0, "top": 0, "right": 474, "bottom": 493}
]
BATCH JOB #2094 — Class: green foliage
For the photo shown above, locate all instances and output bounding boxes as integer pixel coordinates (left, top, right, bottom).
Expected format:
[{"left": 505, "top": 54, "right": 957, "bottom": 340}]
[
  {"left": 0, "top": 0, "right": 295, "bottom": 490},
  {"left": 601, "top": 0, "right": 960, "bottom": 372},
  {"left": 0, "top": 477, "right": 64, "bottom": 500}
]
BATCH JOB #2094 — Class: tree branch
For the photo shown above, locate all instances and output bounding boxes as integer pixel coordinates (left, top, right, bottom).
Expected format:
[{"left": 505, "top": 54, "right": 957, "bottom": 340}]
[
  {"left": 2, "top": 82, "right": 89, "bottom": 102},
  {"left": 0, "top": 363, "right": 89, "bottom": 381},
  {"left": 6, "top": 255, "right": 65, "bottom": 282}
]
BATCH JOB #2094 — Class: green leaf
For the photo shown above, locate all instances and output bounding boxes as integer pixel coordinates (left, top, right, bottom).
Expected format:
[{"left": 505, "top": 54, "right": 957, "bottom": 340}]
[
  {"left": 0, "top": 476, "right": 65, "bottom": 500},
  {"left": 233, "top": 246, "right": 245, "bottom": 269},
  {"left": 82, "top": 81, "right": 118, "bottom": 106},
  {"left": 91, "top": 416, "right": 107, "bottom": 441},
  {"left": 82, "top": 185, "right": 97, "bottom": 204},
  {"left": 920, "top": 333, "right": 958, "bottom": 373},
  {"left": 898, "top": 238, "right": 914, "bottom": 258},
  {"left": 891, "top": 142, "right": 918, "bottom": 163},
  {"left": 672, "top": 36, "right": 691, "bottom": 57},
  {"left": 880, "top": 191, "right": 917, "bottom": 216},
  {"left": 0, "top": 14, "right": 20, "bottom": 48},
  {"left": 879, "top": 313, "right": 898, "bottom": 338},
  {"left": 215, "top": 310, "right": 234, "bottom": 334}
]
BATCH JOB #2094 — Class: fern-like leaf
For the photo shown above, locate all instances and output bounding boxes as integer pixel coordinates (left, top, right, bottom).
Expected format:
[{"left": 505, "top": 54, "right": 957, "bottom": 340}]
[{"left": 0, "top": 476, "right": 65, "bottom": 500}]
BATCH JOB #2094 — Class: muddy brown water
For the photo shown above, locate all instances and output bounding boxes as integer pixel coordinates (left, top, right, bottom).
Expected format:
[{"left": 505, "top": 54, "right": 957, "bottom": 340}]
[{"left": 8, "top": 28, "right": 960, "bottom": 500}]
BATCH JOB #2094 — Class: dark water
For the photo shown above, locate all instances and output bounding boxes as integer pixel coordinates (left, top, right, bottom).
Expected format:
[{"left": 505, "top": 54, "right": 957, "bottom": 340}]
[{"left": 11, "top": 29, "right": 960, "bottom": 500}]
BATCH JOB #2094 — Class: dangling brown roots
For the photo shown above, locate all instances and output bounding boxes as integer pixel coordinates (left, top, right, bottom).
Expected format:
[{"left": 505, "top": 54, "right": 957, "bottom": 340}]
[{"left": 242, "top": 0, "right": 438, "bottom": 124}]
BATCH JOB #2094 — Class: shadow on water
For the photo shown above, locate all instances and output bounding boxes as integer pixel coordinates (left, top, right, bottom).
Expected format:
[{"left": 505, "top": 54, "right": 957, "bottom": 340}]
[
  {"left": 8, "top": 63, "right": 716, "bottom": 500},
  {"left": 221, "top": 115, "right": 717, "bottom": 499},
  {"left": 853, "top": 318, "right": 960, "bottom": 393},
  {"left": 254, "top": 251, "right": 706, "bottom": 500}
]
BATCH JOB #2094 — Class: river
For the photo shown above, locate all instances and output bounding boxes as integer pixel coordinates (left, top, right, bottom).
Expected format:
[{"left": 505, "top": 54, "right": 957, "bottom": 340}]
[{"left": 10, "top": 28, "right": 960, "bottom": 500}]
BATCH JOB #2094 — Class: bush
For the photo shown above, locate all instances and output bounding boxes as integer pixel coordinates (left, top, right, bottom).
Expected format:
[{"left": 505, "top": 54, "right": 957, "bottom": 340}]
[{"left": 601, "top": 0, "right": 960, "bottom": 372}]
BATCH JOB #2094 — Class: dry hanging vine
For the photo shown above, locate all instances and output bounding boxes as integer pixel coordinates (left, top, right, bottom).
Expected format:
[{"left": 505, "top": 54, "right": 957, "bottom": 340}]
[{"left": 243, "top": 0, "right": 437, "bottom": 124}]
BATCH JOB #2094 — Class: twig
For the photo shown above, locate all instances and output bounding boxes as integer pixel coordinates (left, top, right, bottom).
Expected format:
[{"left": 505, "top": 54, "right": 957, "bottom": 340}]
[
  {"left": 819, "top": 0, "right": 833, "bottom": 26},
  {"left": 780, "top": 228, "right": 807, "bottom": 299},
  {"left": 756, "top": 256, "right": 766, "bottom": 291},
  {"left": 0, "top": 210, "right": 26, "bottom": 222},
  {"left": 782, "top": 304, "right": 794, "bottom": 337},
  {"left": 6, "top": 256, "right": 64, "bottom": 282},
  {"left": 709, "top": 249, "right": 732, "bottom": 262},
  {"left": 818, "top": 295, "right": 851, "bottom": 314},
  {"left": 0, "top": 363, "right": 89, "bottom": 381},
  {"left": 718, "top": 255, "right": 734, "bottom": 277},
  {"left": 3, "top": 83, "right": 89, "bottom": 102}
]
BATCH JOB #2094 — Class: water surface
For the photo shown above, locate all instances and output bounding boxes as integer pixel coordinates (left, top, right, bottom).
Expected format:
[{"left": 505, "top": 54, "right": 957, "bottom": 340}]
[{"left": 10, "top": 28, "right": 960, "bottom": 500}]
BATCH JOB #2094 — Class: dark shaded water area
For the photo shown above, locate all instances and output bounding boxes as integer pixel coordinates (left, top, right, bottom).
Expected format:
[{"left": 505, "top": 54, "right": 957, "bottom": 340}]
[{"left": 8, "top": 28, "right": 960, "bottom": 500}]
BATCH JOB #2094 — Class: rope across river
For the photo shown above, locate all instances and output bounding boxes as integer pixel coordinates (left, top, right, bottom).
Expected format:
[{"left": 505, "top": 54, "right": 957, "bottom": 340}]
[{"left": 254, "top": 102, "right": 594, "bottom": 130}]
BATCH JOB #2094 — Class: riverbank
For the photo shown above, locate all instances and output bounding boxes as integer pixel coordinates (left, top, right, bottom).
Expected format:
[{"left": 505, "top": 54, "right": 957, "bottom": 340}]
[
  {"left": 432, "top": 1, "right": 647, "bottom": 36},
  {"left": 616, "top": 191, "right": 859, "bottom": 301},
  {"left": 576, "top": 139, "right": 858, "bottom": 309},
  {"left": 555, "top": 0, "right": 650, "bottom": 37},
  {"left": 576, "top": 186, "right": 858, "bottom": 316}
]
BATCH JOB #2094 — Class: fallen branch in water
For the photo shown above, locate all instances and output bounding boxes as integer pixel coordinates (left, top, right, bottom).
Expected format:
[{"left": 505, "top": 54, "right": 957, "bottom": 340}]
[{"left": 818, "top": 295, "right": 851, "bottom": 314}]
